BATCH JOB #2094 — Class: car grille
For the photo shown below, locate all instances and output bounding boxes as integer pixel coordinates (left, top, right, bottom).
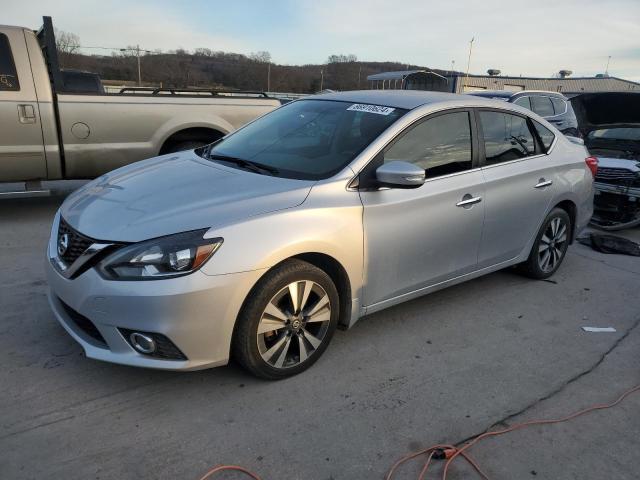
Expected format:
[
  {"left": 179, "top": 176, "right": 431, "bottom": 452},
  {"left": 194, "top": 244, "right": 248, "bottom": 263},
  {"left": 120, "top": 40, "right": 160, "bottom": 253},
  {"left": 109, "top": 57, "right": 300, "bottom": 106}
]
[
  {"left": 595, "top": 167, "right": 638, "bottom": 181},
  {"left": 57, "top": 217, "right": 94, "bottom": 266},
  {"left": 59, "top": 298, "right": 108, "bottom": 348}
]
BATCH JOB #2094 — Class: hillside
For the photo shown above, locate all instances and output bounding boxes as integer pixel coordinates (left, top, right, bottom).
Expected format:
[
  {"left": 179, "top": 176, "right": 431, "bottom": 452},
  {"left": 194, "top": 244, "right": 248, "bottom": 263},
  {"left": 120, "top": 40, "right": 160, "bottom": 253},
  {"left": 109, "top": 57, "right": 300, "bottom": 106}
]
[{"left": 60, "top": 50, "right": 455, "bottom": 93}]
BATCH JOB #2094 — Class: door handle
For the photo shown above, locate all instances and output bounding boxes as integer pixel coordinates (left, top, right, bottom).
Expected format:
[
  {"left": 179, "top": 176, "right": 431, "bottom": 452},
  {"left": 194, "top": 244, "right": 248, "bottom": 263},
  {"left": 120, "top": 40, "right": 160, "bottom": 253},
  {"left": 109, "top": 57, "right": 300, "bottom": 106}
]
[
  {"left": 456, "top": 195, "right": 482, "bottom": 208},
  {"left": 535, "top": 179, "right": 553, "bottom": 189},
  {"left": 17, "top": 104, "right": 37, "bottom": 124}
]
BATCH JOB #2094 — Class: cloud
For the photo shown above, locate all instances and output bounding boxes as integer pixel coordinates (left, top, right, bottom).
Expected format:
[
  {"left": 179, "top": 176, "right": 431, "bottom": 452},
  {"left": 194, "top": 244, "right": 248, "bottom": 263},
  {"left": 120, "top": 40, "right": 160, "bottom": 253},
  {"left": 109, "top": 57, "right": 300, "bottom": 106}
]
[
  {"left": 2, "top": 0, "right": 248, "bottom": 53},
  {"left": 298, "top": 0, "right": 640, "bottom": 79},
  {"left": 2, "top": 0, "right": 639, "bottom": 81}
]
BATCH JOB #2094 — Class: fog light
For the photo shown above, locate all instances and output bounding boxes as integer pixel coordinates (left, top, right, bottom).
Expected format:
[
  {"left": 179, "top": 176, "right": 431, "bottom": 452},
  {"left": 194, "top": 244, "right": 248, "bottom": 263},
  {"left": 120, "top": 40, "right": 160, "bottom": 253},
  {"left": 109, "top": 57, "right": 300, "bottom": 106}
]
[{"left": 129, "top": 332, "right": 156, "bottom": 354}]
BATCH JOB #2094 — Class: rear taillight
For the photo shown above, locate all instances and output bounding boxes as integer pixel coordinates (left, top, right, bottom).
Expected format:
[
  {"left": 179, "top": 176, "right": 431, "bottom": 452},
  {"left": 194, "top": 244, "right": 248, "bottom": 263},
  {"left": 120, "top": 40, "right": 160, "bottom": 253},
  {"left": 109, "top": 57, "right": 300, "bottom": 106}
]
[{"left": 585, "top": 156, "right": 598, "bottom": 178}]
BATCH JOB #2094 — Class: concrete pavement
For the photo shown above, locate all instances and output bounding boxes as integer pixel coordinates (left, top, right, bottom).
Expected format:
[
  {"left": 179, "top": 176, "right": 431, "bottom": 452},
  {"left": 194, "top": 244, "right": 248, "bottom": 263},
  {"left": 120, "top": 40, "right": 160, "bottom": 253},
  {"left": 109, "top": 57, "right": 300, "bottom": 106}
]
[{"left": 1, "top": 184, "right": 638, "bottom": 480}]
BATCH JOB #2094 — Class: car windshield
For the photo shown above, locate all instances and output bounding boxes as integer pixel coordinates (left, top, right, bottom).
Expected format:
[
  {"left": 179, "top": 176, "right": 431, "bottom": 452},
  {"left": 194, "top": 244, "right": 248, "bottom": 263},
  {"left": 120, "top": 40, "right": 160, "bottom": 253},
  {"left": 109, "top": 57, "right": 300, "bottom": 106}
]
[
  {"left": 203, "top": 99, "right": 407, "bottom": 180},
  {"left": 587, "top": 128, "right": 640, "bottom": 142}
]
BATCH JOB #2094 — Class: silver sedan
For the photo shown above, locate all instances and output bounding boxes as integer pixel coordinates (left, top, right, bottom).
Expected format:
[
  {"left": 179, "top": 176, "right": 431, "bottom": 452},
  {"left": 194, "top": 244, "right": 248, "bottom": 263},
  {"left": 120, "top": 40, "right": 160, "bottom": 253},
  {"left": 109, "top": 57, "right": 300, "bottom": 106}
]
[{"left": 46, "top": 91, "right": 595, "bottom": 378}]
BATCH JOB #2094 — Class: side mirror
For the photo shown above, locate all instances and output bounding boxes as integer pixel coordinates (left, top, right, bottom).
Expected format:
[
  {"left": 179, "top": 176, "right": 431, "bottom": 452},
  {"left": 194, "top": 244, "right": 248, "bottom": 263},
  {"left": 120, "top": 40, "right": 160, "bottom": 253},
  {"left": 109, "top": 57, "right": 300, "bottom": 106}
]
[{"left": 375, "top": 161, "right": 425, "bottom": 188}]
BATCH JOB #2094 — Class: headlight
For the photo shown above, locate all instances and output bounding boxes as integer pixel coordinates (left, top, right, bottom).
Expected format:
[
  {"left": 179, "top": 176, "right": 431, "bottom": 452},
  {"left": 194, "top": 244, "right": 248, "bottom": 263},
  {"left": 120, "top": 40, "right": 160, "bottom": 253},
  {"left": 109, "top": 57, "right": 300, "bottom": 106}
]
[{"left": 98, "top": 229, "right": 222, "bottom": 280}]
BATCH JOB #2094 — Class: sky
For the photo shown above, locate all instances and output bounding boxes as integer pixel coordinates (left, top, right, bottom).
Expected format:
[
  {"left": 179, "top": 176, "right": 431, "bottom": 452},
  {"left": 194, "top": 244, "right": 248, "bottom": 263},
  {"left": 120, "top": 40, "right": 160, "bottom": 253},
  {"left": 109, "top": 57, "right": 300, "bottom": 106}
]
[{"left": 3, "top": 0, "right": 640, "bottom": 81}]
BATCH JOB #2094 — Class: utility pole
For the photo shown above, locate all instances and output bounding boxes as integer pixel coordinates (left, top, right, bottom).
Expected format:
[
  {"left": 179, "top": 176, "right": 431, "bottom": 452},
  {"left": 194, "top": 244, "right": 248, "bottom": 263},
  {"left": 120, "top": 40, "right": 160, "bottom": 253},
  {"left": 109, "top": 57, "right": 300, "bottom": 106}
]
[
  {"left": 357, "top": 65, "right": 361, "bottom": 88},
  {"left": 464, "top": 37, "right": 474, "bottom": 92},
  {"left": 136, "top": 44, "right": 141, "bottom": 86},
  {"left": 320, "top": 69, "right": 324, "bottom": 91},
  {"left": 267, "top": 63, "right": 271, "bottom": 92},
  {"left": 120, "top": 45, "right": 151, "bottom": 86},
  {"left": 605, "top": 55, "right": 611, "bottom": 75}
]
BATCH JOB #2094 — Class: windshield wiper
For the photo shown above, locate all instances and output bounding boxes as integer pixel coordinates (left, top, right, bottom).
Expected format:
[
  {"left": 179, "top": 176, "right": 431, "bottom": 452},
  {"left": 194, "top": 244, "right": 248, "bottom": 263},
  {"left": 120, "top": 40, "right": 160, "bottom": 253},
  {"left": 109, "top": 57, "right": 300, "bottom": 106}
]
[{"left": 207, "top": 153, "right": 279, "bottom": 176}]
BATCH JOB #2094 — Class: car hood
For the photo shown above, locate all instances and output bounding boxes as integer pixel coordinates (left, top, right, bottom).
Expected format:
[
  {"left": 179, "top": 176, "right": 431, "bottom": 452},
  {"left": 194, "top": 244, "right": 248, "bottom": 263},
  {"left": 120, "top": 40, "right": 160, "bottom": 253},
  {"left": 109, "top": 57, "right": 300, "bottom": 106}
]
[
  {"left": 570, "top": 92, "right": 640, "bottom": 136},
  {"left": 596, "top": 156, "right": 640, "bottom": 171},
  {"left": 60, "top": 151, "right": 315, "bottom": 242}
]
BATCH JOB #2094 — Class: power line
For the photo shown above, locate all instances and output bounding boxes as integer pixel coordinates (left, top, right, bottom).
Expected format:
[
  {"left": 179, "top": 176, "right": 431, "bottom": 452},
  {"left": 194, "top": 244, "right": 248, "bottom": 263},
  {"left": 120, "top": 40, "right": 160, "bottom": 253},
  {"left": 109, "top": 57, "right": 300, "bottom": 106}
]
[{"left": 77, "top": 45, "right": 152, "bottom": 54}]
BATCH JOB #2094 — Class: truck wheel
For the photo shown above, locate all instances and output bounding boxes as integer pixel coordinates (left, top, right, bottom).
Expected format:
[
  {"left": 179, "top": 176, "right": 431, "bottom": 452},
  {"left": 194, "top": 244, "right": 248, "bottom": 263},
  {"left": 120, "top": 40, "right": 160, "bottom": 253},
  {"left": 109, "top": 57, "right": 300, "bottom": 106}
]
[
  {"left": 519, "top": 208, "right": 571, "bottom": 279},
  {"left": 164, "top": 140, "right": 208, "bottom": 153},
  {"left": 232, "top": 259, "right": 339, "bottom": 380}
]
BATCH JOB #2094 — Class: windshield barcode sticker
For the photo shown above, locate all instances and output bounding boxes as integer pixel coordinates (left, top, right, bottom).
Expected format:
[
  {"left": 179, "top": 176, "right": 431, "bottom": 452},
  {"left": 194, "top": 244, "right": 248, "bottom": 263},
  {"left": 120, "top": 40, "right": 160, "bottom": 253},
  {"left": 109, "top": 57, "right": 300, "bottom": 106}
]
[{"left": 347, "top": 104, "right": 395, "bottom": 115}]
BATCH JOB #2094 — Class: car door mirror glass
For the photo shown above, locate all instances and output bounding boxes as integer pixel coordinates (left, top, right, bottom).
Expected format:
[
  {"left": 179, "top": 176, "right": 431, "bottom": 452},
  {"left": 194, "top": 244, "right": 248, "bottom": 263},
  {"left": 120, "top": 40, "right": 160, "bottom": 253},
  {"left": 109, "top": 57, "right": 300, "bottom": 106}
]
[{"left": 375, "top": 161, "right": 425, "bottom": 188}]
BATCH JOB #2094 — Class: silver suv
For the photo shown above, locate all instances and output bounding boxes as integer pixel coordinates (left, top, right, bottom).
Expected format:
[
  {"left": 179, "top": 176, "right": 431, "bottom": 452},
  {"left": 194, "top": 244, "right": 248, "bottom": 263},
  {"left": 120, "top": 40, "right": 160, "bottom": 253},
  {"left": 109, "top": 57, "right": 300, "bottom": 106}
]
[
  {"left": 468, "top": 90, "right": 580, "bottom": 137},
  {"left": 46, "top": 91, "right": 594, "bottom": 378}
]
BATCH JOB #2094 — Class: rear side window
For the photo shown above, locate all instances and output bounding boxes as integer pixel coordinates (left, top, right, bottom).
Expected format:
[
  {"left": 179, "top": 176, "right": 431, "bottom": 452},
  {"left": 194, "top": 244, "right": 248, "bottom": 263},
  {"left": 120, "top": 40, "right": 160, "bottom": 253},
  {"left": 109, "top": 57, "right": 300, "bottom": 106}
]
[
  {"left": 550, "top": 97, "right": 566, "bottom": 115},
  {"left": 0, "top": 34, "right": 20, "bottom": 91},
  {"left": 533, "top": 120, "right": 555, "bottom": 152},
  {"left": 480, "top": 111, "right": 535, "bottom": 165},
  {"left": 385, "top": 111, "right": 472, "bottom": 179},
  {"left": 530, "top": 96, "right": 554, "bottom": 117},
  {"left": 513, "top": 96, "right": 531, "bottom": 110}
]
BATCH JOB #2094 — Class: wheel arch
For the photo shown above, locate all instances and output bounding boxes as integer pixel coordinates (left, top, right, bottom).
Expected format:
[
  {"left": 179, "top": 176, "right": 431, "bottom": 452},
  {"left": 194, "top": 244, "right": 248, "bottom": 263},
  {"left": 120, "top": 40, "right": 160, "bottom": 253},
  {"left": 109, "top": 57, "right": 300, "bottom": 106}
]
[
  {"left": 233, "top": 252, "right": 354, "bottom": 333},
  {"left": 290, "top": 253, "right": 353, "bottom": 329},
  {"left": 159, "top": 126, "right": 226, "bottom": 155},
  {"left": 552, "top": 199, "right": 577, "bottom": 243}
]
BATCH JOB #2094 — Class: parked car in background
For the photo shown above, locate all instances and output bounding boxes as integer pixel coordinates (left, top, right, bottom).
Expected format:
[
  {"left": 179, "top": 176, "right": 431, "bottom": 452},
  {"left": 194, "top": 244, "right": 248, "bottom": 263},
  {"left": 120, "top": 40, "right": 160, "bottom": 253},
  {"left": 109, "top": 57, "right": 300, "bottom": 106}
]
[
  {"left": 46, "top": 90, "right": 594, "bottom": 379},
  {"left": 570, "top": 92, "right": 640, "bottom": 230},
  {"left": 0, "top": 17, "right": 280, "bottom": 189},
  {"left": 467, "top": 90, "right": 580, "bottom": 137}
]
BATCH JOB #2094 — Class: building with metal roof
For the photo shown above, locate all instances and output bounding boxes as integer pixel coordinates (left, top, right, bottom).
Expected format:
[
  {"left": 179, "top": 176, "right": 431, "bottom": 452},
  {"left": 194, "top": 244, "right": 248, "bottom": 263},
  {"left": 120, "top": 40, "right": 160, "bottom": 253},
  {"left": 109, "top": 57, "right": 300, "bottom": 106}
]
[
  {"left": 367, "top": 70, "right": 450, "bottom": 92},
  {"left": 450, "top": 74, "right": 639, "bottom": 94},
  {"left": 367, "top": 70, "right": 639, "bottom": 94}
]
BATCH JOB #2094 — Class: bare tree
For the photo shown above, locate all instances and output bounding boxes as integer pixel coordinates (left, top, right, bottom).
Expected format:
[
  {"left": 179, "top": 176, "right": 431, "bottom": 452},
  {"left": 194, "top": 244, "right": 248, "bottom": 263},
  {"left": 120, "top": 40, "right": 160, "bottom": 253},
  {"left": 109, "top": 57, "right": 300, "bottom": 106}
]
[
  {"left": 327, "top": 54, "right": 357, "bottom": 64},
  {"left": 194, "top": 48, "right": 213, "bottom": 57},
  {"left": 55, "top": 28, "right": 80, "bottom": 68},
  {"left": 249, "top": 51, "right": 272, "bottom": 63}
]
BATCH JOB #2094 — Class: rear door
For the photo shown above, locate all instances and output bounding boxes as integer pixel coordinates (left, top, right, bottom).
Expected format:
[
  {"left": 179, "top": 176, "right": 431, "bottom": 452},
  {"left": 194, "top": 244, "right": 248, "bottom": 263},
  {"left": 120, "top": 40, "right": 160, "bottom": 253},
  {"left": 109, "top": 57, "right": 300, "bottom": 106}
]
[
  {"left": 0, "top": 29, "right": 47, "bottom": 181},
  {"left": 476, "top": 109, "right": 557, "bottom": 268}
]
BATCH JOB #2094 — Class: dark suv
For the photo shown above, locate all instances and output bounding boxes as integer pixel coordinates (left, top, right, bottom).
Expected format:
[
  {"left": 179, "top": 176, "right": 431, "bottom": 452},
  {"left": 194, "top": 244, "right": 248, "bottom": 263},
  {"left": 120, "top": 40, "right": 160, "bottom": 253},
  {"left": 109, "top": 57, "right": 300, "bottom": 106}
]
[{"left": 467, "top": 90, "right": 580, "bottom": 137}]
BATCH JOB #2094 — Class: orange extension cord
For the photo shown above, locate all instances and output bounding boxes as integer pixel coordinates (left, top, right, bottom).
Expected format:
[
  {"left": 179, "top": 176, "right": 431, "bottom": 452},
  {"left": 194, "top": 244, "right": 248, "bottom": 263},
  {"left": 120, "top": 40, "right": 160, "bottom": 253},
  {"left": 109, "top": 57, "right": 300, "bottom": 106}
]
[{"left": 198, "top": 383, "right": 640, "bottom": 480}]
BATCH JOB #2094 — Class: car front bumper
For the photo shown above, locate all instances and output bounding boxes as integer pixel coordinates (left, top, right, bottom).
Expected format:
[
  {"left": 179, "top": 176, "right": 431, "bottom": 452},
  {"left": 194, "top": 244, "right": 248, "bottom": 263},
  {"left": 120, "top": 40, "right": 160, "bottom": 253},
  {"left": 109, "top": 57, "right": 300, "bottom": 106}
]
[{"left": 45, "top": 222, "right": 264, "bottom": 371}]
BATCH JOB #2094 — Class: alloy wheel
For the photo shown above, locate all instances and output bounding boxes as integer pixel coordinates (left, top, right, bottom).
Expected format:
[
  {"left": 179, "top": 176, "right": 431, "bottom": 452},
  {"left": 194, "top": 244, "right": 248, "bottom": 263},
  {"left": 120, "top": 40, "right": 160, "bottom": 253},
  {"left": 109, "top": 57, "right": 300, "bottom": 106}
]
[
  {"left": 257, "top": 280, "right": 332, "bottom": 369},
  {"left": 538, "top": 217, "right": 568, "bottom": 273}
]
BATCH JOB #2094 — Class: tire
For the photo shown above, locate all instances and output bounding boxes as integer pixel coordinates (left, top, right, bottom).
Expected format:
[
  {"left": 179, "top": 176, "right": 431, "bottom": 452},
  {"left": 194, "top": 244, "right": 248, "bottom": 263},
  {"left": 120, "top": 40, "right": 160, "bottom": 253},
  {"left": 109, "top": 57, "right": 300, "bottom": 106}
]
[
  {"left": 232, "top": 259, "right": 339, "bottom": 380},
  {"left": 164, "top": 140, "right": 208, "bottom": 153},
  {"left": 519, "top": 208, "right": 572, "bottom": 279}
]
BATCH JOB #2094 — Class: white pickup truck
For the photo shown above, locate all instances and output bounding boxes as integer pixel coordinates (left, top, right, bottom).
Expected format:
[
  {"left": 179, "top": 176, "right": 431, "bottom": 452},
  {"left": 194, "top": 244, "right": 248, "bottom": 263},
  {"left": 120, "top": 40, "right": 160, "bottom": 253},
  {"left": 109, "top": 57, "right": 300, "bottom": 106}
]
[{"left": 0, "top": 17, "right": 281, "bottom": 188}]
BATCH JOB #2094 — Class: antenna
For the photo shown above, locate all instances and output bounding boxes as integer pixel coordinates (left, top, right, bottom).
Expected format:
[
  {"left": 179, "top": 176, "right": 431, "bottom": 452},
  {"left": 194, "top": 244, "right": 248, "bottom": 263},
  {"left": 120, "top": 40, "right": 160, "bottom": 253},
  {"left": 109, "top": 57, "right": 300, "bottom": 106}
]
[{"left": 464, "top": 37, "right": 474, "bottom": 92}]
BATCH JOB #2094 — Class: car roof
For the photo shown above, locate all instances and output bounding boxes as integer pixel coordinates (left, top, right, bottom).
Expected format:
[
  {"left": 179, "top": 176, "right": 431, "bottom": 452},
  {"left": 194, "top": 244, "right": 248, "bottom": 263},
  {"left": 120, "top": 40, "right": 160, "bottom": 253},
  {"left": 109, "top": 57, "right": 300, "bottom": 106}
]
[
  {"left": 310, "top": 90, "right": 474, "bottom": 110},
  {"left": 467, "top": 90, "right": 513, "bottom": 98},
  {"left": 469, "top": 90, "right": 567, "bottom": 99}
]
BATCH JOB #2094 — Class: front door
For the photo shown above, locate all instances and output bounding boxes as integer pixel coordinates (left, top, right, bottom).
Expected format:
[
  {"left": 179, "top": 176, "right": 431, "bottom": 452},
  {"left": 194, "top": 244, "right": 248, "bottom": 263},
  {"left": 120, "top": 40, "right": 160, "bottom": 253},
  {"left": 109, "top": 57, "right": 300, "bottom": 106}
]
[
  {"left": 0, "top": 30, "right": 47, "bottom": 182},
  {"left": 359, "top": 110, "right": 485, "bottom": 308}
]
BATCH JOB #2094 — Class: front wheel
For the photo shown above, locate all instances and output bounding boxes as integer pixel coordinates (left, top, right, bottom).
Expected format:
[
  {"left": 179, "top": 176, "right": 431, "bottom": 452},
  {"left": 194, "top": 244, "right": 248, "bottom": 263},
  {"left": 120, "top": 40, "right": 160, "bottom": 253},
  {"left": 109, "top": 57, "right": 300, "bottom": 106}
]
[
  {"left": 519, "top": 208, "right": 571, "bottom": 279},
  {"left": 232, "top": 260, "right": 339, "bottom": 379}
]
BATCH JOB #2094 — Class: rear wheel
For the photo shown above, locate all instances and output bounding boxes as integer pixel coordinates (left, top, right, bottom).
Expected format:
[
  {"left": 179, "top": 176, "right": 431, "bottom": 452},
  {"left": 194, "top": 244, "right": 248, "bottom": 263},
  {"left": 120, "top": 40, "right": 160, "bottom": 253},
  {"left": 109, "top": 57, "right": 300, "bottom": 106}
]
[
  {"left": 232, "top": 260, "right": 339, "bottom": 379},
  {"left": 519, "top": 208, "right": 571, "bottom": 279}
]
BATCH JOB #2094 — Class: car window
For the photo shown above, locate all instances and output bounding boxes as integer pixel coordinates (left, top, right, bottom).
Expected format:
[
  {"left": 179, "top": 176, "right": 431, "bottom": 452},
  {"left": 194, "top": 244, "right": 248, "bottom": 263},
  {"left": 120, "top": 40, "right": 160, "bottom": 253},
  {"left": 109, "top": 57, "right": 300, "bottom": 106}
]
[
  {"left": 62, "top": 71, "right": 104, "bottom": 93},
  {"left": 550, "top": 97, "right": 566, "bottom": 115},
  {"left": 384, "top": 111, "right": 472, "bottom": 179},
  {"left": 0, "top": 34, "right": 19, "bottom": 91},
  {"left": 480, "top": 111, "right": 536, "bottom": 165},
  {"left": 208, "top": 99, "right": 406, "bottom": 180},
  {"left": 530, "top": 96, "right": 554, "bottom": 117},
  {"left": 532, "top": 120, "right": 555, "bottom": 152},
  {"left": 513, "top": 96, "right": 531, "bottom": 110}
]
